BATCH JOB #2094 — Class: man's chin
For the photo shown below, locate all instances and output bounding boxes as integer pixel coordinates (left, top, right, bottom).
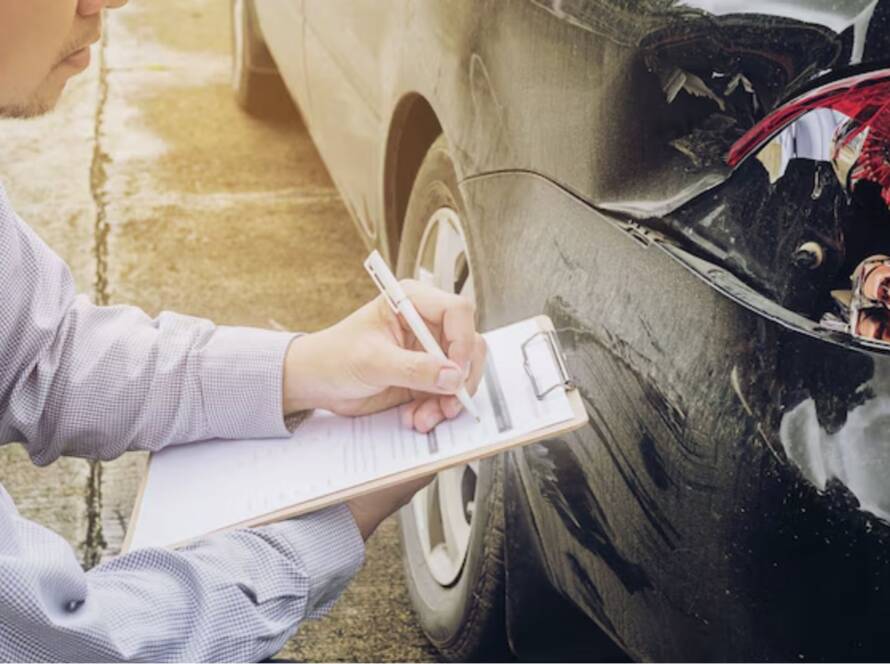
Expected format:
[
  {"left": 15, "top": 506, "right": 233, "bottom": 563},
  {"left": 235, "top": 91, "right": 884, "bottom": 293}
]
[
  {"left": 0, "top": 82, "right": 65, "bottom": 119},
  {"left": 0, "top": 103, "right": 52, "bottom": 120}
]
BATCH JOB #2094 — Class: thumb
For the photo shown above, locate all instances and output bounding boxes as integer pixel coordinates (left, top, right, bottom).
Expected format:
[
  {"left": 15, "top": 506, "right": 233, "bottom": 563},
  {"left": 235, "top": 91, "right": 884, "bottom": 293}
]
[{"left": 372, "top": 345, "right": 464, "bottom": 394}]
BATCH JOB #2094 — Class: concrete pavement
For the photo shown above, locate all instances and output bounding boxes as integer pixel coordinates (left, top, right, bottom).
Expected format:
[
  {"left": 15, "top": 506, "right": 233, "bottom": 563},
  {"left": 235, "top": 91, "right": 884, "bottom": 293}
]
[{"left": 0, "top": 1, "right": 437, "bottom": 660}]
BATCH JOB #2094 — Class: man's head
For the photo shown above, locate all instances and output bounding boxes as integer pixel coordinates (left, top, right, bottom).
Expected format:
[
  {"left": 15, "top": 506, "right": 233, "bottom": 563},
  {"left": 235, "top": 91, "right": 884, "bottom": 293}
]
[{"left": 0, "top": 0, "right": 128, "bottom": 118}]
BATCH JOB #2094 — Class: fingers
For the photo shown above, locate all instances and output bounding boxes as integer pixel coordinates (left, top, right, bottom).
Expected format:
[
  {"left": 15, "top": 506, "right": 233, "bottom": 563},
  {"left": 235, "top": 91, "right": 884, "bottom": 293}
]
[
  {"left": 441, "top": 395, "right": 463, "bottom": 419},
  {"left": 361, "top": 280, "right": 487, "bottom": 429},
  {"left": 401, "top": 279, "right": 477, "bottom": 356},
  {"left": 402, "top": 393, "right": 476, "bottom": 432},
  {"left": 400, "top": 279, "right": 487, "bottom": 388},
  {"left": 449, "top": 334, "right": 487, "bottom": 395},
  {"left": 373, "top": 344, "right": 463, "bottom": 394},
  {"left": 401, "top": 397, "right": 446, "bottom": 433}
]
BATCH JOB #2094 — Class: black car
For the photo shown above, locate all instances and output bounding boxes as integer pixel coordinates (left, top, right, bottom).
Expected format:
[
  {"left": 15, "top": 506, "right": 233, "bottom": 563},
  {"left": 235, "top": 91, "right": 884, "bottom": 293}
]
[{"left": 231, "top": 1, "right": 890, "bottom": 660}]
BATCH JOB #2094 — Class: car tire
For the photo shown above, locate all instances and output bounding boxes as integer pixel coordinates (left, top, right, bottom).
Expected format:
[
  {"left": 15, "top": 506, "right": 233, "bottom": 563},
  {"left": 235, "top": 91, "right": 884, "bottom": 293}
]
[
  {"left": 230, "top": 0, "right": 293, "bottom": 119},
  {"left": 396, "top": 135, "right": 511, "bottom": 662}
]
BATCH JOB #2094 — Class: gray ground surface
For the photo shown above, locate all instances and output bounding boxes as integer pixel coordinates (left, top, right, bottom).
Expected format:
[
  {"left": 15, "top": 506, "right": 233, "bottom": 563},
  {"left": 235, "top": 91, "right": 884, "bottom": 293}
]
[{"left": 0, "top": 2, "right": 437, "bottom": 661}]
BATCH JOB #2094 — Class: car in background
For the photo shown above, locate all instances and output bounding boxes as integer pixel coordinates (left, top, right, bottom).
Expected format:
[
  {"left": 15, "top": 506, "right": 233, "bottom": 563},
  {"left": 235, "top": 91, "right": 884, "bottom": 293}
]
[{"left": 232, "top": 1, "right": 890, "bottom": 660}]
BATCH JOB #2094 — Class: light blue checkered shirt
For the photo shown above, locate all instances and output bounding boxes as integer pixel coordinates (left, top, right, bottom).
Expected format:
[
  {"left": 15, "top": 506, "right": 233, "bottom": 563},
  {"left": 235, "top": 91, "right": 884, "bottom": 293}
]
[{"left": 0, "top": 184, "right": 366, "bottom": 662}]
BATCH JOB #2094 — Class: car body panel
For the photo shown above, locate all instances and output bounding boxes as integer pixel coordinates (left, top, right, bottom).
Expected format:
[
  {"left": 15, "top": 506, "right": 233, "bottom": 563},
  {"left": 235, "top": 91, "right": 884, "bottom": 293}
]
[
  {"left": 461, "top": 171, "right": 750, "bottom": 660},
  {"left": 256, "top": 0, "right": 890, "bottom": 659},
  {"left": 302, "top": 2, "right": 407, "bottom": 239},
  {"left": 254, "top": 0, "right": 306, "bottom": 107}
]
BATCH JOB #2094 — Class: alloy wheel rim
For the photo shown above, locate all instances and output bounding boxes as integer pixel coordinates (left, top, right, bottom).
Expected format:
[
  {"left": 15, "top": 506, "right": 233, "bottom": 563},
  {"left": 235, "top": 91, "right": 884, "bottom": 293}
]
[{"left": 410, "top": 207, "right": 479, "bottom": 587}]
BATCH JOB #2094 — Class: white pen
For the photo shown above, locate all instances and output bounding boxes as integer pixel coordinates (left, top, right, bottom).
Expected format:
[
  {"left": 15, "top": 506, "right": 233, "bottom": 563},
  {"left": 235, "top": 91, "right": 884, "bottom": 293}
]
[{"left": 364, "top": 250, "right": 481, "bottom": 422}]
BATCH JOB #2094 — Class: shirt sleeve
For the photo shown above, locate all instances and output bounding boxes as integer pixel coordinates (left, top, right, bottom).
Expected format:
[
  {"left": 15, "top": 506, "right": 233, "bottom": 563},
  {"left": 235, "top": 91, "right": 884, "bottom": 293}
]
[
  {"left": 0, "top": 488, "right": 365, "bottom": 663},
  {"left": 0, "top": 185, "right": 296, "bottom": 465}
]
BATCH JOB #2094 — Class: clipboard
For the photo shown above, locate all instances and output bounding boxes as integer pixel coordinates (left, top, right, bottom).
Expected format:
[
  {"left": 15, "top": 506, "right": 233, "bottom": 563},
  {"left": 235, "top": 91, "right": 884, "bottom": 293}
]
[{"left": 123, "top": 314, "right": 588, "bottom": 552}]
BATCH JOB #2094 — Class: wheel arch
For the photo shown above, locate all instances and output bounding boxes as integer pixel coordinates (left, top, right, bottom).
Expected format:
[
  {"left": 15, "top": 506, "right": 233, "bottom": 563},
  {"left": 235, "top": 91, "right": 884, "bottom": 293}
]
[{"left": 382, "top": 93, "right": 443, "bottom": 263}]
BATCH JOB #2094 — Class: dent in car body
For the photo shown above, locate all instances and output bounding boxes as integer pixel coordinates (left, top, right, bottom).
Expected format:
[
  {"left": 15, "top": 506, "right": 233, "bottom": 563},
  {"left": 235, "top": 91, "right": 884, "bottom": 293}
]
[
  {"left": 503, "top": 452, "right": 628, "bottom": 660},
  {"left": 523, "top": 439, "right": 654, "bottom": 594}
]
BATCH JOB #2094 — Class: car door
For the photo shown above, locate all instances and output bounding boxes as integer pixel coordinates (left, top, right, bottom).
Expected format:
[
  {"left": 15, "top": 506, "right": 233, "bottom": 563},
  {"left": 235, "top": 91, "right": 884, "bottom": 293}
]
[{"left": 303, "top": 1, "right": 405, "bottom": 243}]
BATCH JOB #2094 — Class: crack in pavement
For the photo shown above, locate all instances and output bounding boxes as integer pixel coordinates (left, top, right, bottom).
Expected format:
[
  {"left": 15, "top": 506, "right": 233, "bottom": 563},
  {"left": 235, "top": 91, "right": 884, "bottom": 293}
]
[
  {"left": 81, "top": 23, "right": 112, "bottom": 570},
  {"left": 90, "top": 29, "right": 111, "bottom": 308}
]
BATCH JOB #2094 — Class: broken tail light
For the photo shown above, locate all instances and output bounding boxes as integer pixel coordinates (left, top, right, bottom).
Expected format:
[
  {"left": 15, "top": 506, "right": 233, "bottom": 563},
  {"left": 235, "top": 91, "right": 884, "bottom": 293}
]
[
  {"left": 728, "top": 69, "right": 890, "bottom": 207},
  {"left": 726, "top": 70, "right": 890, "bottom": 347}
]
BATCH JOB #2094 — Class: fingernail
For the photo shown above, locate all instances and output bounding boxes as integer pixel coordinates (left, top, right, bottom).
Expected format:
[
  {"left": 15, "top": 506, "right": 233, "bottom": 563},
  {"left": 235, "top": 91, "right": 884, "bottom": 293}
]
[{"left": 436, "top": 366, "right": 462, "bottom": 391}]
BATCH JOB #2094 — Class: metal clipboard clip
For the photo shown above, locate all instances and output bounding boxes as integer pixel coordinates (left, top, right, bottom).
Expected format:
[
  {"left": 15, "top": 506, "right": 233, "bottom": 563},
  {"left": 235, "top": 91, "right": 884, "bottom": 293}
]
[{"left": 520, "top": 329, "right": 575, "bottom": 400}]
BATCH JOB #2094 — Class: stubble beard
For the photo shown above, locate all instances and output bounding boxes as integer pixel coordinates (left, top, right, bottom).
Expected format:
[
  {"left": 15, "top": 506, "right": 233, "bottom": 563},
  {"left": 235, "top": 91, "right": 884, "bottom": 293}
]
[
  {"left": 0, "top": 100, "right": 53, "bottom": 119},
  {"left": 0, "top": 41, "right": 80, "bottom": 120}
]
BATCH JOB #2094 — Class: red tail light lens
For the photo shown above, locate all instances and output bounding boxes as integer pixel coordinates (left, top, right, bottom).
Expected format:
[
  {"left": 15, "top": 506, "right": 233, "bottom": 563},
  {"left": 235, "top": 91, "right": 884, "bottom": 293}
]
[{"left": 727, "top": 70, "right": 890, "bottom": 206}]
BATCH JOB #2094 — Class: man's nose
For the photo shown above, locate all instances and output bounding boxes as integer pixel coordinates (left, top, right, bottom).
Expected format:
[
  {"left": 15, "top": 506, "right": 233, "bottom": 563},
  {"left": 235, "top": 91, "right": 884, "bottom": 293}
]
[{"left": 77, "top": 0, "right": 129, "bottom": 17}]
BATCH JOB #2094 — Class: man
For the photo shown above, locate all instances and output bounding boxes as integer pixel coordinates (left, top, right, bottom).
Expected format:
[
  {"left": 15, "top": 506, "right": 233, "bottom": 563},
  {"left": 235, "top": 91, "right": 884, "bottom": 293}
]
[{"left": 0, "top": 1, "right": 487, "bottom": 661}]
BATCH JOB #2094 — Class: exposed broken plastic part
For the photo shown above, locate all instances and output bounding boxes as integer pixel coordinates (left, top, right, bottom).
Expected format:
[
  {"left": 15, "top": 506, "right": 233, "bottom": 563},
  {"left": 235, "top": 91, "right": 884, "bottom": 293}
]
[
  {"left": 847, "top": 254, "right": 890, "bottom": 342},
  {"left": 658, "top": 65, "right": 727, "bottom": 111},
  {"left": 820, "top": 255, "right": 890, "bottom": 344},
  {"left": 856, "top": 254, "right": 890, "bottom": 302}
]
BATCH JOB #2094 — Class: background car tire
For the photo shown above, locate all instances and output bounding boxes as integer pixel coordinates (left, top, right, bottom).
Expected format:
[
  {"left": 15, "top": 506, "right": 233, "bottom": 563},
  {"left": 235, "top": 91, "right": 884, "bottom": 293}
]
[
  {"left": 396, "top": 135, "right": 511, "bottom": 662},
  {"left": 230, "top": 0, "right": 294, "bottom": 119}
]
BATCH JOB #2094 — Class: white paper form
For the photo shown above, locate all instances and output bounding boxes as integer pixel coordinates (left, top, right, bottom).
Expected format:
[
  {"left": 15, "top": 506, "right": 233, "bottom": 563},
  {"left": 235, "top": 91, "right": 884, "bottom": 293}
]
[{"left": 128, "top": 318, "right": 575, "bottom": 551}]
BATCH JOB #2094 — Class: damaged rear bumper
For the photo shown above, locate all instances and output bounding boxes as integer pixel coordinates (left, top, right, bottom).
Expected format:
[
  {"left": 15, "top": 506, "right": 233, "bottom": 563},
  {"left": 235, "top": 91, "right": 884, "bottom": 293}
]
[{"left": 460, "top": 169, "right": 890, "bottom": 661}]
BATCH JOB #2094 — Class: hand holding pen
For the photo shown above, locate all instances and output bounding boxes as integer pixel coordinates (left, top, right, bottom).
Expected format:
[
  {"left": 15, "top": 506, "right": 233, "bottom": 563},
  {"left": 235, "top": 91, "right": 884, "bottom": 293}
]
[
  {"left": 282, "top": 251, "right": 486, "bottom": 432},
  {"left": 364, "top": 250, "right": 481, "bottom": 421}
]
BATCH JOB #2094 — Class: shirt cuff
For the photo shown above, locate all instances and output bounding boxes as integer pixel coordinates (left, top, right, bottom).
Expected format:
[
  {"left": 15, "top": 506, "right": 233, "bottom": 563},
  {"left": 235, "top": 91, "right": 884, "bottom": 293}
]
[
  {"left": 267, "top": 504, "right": 366, "bottom": 618},
  {"left": 197, "top": 325, "right": 297, "bottom": 439}
]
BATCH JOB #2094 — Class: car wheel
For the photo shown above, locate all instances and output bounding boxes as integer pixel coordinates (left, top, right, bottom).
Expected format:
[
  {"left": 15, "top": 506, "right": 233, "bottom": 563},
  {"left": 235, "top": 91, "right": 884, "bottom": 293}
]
[
  {"left": 396, "top": 135, "right": 510, "bottom": 661},
  {"left": 230, "top": 0, "right": 292, "bottom": 118}
]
